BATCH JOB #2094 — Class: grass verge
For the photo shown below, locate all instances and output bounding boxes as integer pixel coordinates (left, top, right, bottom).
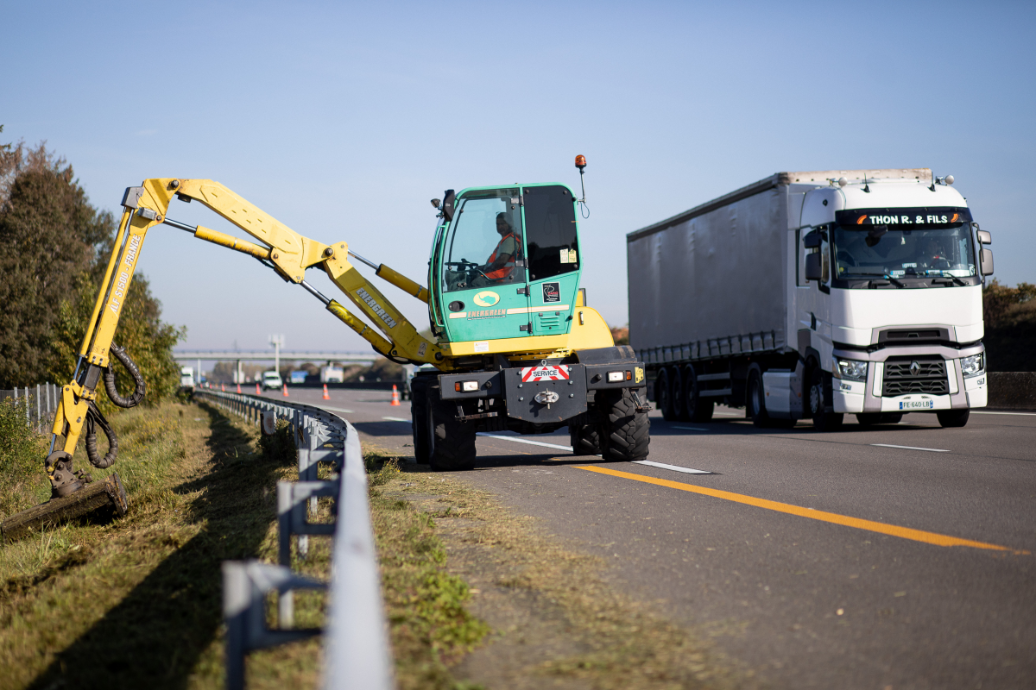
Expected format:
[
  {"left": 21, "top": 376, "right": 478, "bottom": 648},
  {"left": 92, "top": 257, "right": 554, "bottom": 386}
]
[
  {"left": 364, "top": 447, "right": 750, "bottom": 690},
  {"left": 0, "top": 401, "right": 329, "bottom": 690}
]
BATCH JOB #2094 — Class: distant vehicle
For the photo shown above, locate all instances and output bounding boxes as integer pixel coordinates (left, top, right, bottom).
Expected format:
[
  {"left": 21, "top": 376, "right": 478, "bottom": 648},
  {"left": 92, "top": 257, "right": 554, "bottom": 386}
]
[
  {"left": 179, "top": 366, "right": 195, "bottom": 390},
  {"left": 289, "top": 370, "right": 308, "bottom": 385},
  {"left": 261, "top": 370, "right": 283, "bottom": 390},
  {"left": 321, "top": 366, "right": 344, "bottom": 384}
]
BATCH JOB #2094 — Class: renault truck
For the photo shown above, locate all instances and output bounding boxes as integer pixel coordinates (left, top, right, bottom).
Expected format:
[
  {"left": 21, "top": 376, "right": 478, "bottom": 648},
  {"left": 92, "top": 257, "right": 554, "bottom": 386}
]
[{"left": 627, "top": 168, "right": 994, "bottom": 430}]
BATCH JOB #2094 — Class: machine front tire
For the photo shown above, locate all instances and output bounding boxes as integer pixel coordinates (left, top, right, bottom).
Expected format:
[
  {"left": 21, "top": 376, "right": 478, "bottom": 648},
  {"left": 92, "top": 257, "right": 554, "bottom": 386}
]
[
  {"left": 598, "top": 387, "right": 650, "bottom": 462},
  {"left": 937, "top": 409, "right": 970, "bottom": 428},
  {"left": 410, "top": 375, "right": 432, "bottom": 464},
  {"left": 808, "top": 367, "right": 843, "bottom": 431},
  {"left": 429, "top": 386, "right": 477, "bottom": 471}
]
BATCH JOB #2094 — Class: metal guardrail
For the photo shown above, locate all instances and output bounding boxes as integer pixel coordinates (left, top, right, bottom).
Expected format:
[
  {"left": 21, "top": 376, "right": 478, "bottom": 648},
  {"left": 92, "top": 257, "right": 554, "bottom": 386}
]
[
  {"left": 0, "top": 383, "right": 61, "bottom": 433},
  {"left": 194, "top": 388, "right": 394, "bottom": 690}
]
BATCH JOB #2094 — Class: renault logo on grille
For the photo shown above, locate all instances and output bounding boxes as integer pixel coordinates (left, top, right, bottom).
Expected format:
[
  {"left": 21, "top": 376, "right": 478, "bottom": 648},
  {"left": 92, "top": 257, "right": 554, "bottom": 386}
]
[{"left": 909, "top": 361, "right": 921, "bottom": 376}]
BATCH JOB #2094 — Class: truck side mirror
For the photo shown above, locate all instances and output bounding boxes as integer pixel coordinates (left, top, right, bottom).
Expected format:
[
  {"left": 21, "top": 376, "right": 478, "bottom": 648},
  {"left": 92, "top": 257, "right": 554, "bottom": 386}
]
[
  {"left": 803, "top": 230, "right": 822, "bottom": 249},
  {"left": 976, "top": 229, "right": 991, "bottom": 245},
  {"left": 805, "top": 252, "right": 823, "bottom": 281},
  {"left": 980, "top": 248, "right": 994, "bottom": 276}
]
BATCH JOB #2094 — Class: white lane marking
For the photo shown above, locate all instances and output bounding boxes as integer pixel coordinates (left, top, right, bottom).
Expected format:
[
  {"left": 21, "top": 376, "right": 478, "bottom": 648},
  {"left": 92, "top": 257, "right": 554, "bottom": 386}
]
[
  {"left": 320, "top": 406, "right": 354, "bottom": 414},
  {"left": 972, "top": 411, "right": 1036, "bottom": 417},
  {"left": 383, "top": 416, "right": 410, "bottom": 422},
  {"left": 674, "top": 425, "right": 709, "bottom": 431},
  {"left": 477, "top": 433, "right": 573, "bottom": 452},
  {"left": 871, "top": 443, "right": 949, "bottom": 453},
  {"left": 712, "top": 412, "right": 742, "bottom": 417},
  {"left": 633, "top": 460, "right": 711, "bottom": 475}
]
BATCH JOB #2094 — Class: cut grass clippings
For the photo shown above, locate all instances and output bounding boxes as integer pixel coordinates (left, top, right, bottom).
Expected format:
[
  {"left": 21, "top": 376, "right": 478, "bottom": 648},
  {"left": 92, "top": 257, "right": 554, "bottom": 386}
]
[
  {"left": 364, "top": 447, "right": 751, "bottom": 690},
  {"left": 0, "top": 400, "right": 330, "bottom": 690}
]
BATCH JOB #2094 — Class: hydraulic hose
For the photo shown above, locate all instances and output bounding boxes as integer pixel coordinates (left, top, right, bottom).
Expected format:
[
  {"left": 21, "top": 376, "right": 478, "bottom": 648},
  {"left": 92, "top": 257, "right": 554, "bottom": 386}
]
[
  {"left": 85, "top": 401, "right": 118, "bottom": 469},
  {"left": 83, "top": 342, "right": 145, "bottom": 469},
  {"left": 104, "top": 342, "right": 146, "bottom": 408}
]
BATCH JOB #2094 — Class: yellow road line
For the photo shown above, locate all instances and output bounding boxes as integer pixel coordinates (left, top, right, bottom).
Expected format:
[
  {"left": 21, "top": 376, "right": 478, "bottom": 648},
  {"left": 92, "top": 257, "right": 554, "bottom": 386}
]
[{"left": 576, "top": 465, "right": 1028, "bottom": 554}]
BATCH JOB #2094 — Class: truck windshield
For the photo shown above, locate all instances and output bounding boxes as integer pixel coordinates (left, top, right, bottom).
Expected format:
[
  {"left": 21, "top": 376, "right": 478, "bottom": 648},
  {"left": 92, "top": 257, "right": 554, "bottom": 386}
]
[{"left": 833, "top": 224, "right": 976, "bottom": 280}]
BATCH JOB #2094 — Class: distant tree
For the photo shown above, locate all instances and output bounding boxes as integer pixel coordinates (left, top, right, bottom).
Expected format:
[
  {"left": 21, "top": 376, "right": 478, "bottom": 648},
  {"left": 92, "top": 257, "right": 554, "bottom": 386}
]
[
  {"left": 610, "top": 325, "right": 630, "bottom": 346},
  {"left": 0, "top": 133, "right": 184, "bottom": 400}
]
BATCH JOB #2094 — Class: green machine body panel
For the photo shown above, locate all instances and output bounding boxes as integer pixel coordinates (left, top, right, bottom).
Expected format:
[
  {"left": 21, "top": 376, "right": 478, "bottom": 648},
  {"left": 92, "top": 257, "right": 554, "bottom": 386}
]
[{"left": 433, "top": 183, "right": 582, "bottom": 344}]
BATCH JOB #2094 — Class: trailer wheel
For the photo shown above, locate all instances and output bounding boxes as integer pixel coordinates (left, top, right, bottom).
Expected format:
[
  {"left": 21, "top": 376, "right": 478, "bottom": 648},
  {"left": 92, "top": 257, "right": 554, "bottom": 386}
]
[
  {"left": 656, "top": 369, "right": 677, "bottom": 421},
  {"left": 671, "top": 366, "right": 687, "bottom": 420},
  {"left": 937, "top": 409, "right": 970, "bottom": 428},
  {"left": 410, "top": 375, "right": 432, "bottom": 464},
  {"left": 429, "top": 387, "right": 477, "bottom": 471},
  {"left": 598, "top": 387, "right": 650, "bottom": 461},
  {"left": 569, "top": 423, "right": 602, "bottom": 455},
  {"left": 682, "top": 364, "right": 714, "bottom": 422},
  {"left": 808, "top": 367, "right": 843, "bottom": 431}
]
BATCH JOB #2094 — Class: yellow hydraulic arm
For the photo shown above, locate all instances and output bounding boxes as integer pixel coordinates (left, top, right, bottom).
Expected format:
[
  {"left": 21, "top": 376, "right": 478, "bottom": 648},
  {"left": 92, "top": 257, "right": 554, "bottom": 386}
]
[{"left": 46, "top": 178, "right": 444, "bottom": 498}]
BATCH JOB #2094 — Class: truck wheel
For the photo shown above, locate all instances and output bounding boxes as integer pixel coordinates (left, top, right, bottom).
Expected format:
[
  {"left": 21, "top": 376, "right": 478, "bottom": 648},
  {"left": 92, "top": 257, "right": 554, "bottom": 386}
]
[
  {"left": 656, "top": 369, "right": 677, "bottom": 421},
  {"left": 598, "top": 388, "right": 650, "bottom": 462},
  {"left": 429, "top": 388, "right": 477, "bottom": 471},
  {"left": 410, "top": 376, "right": 432, "bottom": 464},
  {"left": 670, "top": 367, "right": 687, "bottom": 420},
  {"left": 569, "top": 423, "right": 602, "bottom": 455},
  {"left": 683, "top": 364, "right": 714, "bottom": 422},
  {"left": 808, "top": 367, "right": 843, "bottom": 431},
  {"left": 937, "top": 409, "right": 970, "bottom": 428}
]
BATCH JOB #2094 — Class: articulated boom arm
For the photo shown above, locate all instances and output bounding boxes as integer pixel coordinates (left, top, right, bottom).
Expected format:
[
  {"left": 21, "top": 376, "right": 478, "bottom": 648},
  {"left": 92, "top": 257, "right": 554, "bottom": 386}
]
[{"left": 47, "top": 178, "right": 443, "bottom": 498}]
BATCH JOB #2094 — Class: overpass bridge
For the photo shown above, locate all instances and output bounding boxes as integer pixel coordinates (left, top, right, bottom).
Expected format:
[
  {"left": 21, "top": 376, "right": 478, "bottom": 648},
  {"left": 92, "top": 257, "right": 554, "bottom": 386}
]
[{"left": 172, "top": 350, "right": 379, "bottom": 381}]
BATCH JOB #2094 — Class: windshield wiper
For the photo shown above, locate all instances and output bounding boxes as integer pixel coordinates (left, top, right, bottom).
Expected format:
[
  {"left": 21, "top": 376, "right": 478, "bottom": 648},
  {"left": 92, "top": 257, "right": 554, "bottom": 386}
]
[
  {"left": 933, "top": 274, "right": 967, "bottom": 286},
  {"left": 843, "top": 271, "right": 906, "bottom": 288}
]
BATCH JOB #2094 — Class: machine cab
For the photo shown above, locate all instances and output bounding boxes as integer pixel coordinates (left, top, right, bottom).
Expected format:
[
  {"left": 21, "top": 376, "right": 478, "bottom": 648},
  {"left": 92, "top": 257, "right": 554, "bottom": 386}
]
[{"left": 430, "top": 183, "right": 582, "bottom": 345}]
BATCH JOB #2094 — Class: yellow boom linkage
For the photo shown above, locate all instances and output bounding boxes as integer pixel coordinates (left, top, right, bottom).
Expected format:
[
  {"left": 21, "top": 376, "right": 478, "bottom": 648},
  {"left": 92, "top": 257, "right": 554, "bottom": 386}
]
[{"left": 46, "top": 178, "right": 443, "bottom": 500}]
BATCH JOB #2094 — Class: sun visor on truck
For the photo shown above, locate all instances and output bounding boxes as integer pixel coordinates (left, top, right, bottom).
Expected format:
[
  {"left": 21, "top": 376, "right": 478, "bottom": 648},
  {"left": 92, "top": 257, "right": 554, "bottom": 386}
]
[{"left": 836, "top": 207, "right": 973, "bottom": 227}]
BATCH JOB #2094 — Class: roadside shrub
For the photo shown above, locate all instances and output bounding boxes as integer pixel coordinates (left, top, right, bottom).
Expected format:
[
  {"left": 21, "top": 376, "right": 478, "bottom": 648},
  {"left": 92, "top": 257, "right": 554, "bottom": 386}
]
[
  {"left": 0, "top": 398, "right": 48, "bottom": 518},
  {"left": 257, "top": 417, "right": 296, "bottom": 461}
]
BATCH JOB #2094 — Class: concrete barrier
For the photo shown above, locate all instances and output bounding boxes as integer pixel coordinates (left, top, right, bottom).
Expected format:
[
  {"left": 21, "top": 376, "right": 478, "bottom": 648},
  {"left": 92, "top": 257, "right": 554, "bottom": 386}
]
[{"left": 987, "top": 372, "right": 1036, "bottom": 410}]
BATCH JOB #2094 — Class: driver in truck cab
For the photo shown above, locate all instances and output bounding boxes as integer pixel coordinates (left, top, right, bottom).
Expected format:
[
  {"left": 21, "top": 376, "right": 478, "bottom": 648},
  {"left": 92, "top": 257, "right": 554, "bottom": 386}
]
[{"left": 476, "top": 213, "right": 519, "bottom": 284}]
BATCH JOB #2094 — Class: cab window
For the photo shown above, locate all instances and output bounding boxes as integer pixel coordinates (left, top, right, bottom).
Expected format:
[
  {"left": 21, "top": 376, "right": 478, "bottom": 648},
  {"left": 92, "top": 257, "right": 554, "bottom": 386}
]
[
  {"left": 442, "top": 189, "right": 523, "bottom": 292},
  {"left": 524, "top": 185, "right": 579, "bottom": 282}
]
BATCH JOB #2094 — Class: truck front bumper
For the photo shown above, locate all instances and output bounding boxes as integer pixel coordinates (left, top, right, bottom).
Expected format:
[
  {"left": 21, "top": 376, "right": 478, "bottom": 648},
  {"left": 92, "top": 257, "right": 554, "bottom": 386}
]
[{"left": 831, "top": 345, "right": 987, "bottom": 415}]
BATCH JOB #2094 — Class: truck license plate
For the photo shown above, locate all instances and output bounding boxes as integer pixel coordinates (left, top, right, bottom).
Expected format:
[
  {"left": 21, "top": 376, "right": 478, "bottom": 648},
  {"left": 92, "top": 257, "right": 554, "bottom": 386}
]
[{"left": 899, "top": 399, "right": 934, "bottom": 410}]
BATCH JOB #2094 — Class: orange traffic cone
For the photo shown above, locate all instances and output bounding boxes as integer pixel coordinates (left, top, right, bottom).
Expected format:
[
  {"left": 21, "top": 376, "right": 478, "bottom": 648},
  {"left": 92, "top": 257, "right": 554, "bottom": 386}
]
[
  {"left": 221, "top": 383, "right": 225, "bottom": 392},
  {"left": 322, "top": 384, "right": 331, "bottom": 400},
  {"left": 256, "top": 383, "right": 261, "bottom": 395},
  {"left": 236, "top": 382, "right": 242, "bottom": 394},
  {"left": 390, "top": 384, "right": 401, "bottom": 406},
  {"left": 282, "top": 383, "right": 289, "bottom": 397}
]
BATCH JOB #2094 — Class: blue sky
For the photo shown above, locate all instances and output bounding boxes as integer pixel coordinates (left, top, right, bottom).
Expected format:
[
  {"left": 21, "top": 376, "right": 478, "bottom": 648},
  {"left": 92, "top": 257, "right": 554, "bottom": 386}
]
[{"left": 3, "top": 0, "right": 1033, "bottom": 355}]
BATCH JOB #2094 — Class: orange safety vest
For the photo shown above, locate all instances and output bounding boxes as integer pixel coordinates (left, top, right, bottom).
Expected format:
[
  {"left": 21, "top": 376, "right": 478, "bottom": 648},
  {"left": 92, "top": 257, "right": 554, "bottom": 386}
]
[{"left": 485, "top": 232, "right": 518, "bottom": 280}]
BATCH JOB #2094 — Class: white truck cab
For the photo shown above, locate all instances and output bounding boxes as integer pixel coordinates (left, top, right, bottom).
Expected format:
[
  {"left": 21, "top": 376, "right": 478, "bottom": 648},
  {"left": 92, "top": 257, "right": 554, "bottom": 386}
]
[{"left": 795, "top": 172, "right": 993, "bottom": 427}]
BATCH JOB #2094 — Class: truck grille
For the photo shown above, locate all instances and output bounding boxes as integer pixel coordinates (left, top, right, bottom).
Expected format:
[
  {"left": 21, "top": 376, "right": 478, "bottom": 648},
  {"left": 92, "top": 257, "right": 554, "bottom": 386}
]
[{"left": 882, "top": 357, "right": 948, "bottom": 396}]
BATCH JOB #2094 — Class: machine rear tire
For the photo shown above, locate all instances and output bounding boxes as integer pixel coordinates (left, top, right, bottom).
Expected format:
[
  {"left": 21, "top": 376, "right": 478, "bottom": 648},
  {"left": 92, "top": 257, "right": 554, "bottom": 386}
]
[
  {"left": 682, "top": 364, "right": 714, "bottom": 422},
  {"left": 808, "top": 367, "right": 843, "bottom": 431},
  {"left": 598, "top": 388, "right": 650, "bottom": 462},
  {"left": 429, "top": 386, "right": 477, "bottom": 471},
  {"left": 656, "top": 369, "right": 677, "bottom": 421},
  {"left": 569, "top": 423, "right": 602, "bottom": 456},
  {"left": 937, "top": 409, "right": 970, "bottom": 428}
]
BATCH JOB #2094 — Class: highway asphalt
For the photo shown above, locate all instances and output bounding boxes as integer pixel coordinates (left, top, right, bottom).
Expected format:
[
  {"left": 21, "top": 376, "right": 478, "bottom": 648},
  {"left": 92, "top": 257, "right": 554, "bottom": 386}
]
[{"left": 276, "top": 385, "right": 1036, "bottom": 689}]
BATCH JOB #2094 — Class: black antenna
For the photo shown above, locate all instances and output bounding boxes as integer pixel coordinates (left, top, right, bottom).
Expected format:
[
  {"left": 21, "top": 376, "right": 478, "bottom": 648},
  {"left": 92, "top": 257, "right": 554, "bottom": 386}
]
[{"left": 863, "top": 173, "right": 871, "bottom": 193}]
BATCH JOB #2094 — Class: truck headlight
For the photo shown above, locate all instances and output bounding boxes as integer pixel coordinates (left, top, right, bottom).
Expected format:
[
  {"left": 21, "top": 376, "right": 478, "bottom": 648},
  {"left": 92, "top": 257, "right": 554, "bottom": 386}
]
[
  {"left": 960, "top": 354, "right": 984, "bottom": 378},
  {"left": 837, "top": 359, "right": 868, "bottom": 381}
]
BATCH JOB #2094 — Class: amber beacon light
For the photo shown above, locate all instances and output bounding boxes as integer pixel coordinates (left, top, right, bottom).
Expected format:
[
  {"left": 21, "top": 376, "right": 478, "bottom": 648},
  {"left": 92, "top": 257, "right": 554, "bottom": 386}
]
[{"left": 575, "top": 154, "right": 587, "bottom": 170}]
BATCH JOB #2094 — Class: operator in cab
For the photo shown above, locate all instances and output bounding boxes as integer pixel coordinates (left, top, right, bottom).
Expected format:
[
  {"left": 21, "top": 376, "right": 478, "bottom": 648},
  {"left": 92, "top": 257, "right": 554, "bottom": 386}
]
[{"left": 473, "top": 213, "right": 519, "bottom": 285}]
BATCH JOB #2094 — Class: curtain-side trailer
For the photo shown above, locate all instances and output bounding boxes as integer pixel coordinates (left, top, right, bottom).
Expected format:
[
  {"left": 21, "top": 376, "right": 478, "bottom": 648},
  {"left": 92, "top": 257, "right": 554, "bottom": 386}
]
[{"left": 627, "top": 169, "right": 994, "bottom": 430}]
